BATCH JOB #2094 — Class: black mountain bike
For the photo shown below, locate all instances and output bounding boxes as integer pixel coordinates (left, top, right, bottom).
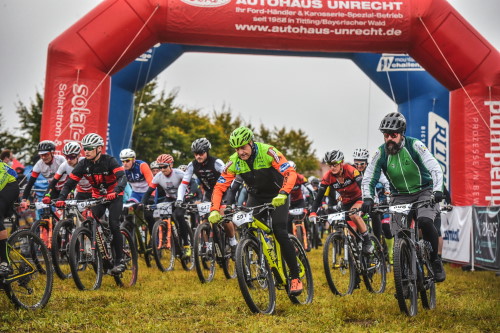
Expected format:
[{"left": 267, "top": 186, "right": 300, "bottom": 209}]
[
  {"left": 320, "top": 209, "right": 386, "bottom": 296},
  {"left": 68, "top": 199, "right": 138, "bottom": 290},
  {"left": 375, "top": 200, "right": 437, "bottom": 317},
  {"left": 122, "top": 202, "right": 152, "bottom": 268},
  {"left": 1, "top": 229, "right": 53, "bottom": 309},
  {"left": 193, "top": 202, "right": 237, "bottom": 283}
]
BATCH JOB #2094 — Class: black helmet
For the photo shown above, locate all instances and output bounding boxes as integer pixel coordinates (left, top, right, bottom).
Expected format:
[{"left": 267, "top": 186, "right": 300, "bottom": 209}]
[
  {"left": 191, "top": 138, "right": 211, "bottom": 154},
  {"left": 379, "top": 112, "right": 406, "bottom": 133},
  {"left": 38, "top": 140, "right": 56, "bottom": 154}
]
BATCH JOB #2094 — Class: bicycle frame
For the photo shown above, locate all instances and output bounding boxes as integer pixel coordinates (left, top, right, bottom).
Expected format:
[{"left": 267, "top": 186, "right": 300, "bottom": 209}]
[{"left": 289, "top": 208, "right": 308, "bottom": 250}]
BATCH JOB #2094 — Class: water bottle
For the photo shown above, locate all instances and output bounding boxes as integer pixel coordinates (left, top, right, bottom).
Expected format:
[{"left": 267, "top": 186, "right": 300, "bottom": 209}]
[{"left": 264, "top": 234, "right": 274, "bottom": 250}]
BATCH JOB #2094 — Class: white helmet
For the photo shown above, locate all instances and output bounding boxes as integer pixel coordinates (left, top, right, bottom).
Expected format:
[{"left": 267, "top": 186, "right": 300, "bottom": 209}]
[
  {"left": 120, "top": 148, "right": 136, "bottom": 160},
  {"left": 288, "top": 160, "right": 296, "bottom": 169},
  {"left": 62, "top": 141, "right": 81, "bottom": 155},
  {"left": 81, "top": 133, "right": 104, "bottom": 148},
  {"left": 178, "top": 164, "right": 188, "bottom": 172},
  {"left": 150, "top": 161, "right": 159, "bottom": 169},
  {"left": 353, "top": 148, "right": 369, "bottom": 160}
]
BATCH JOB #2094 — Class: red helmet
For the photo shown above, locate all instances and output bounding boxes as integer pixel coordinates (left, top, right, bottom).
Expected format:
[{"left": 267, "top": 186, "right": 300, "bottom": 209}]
[{"left": 156, "top": 154, "right": 174, "bottom": 166}]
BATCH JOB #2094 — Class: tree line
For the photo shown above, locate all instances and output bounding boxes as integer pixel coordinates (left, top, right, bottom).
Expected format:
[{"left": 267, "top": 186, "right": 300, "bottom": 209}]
[{"left": 0, "top": 80, "right": 319, "bottom": 173}]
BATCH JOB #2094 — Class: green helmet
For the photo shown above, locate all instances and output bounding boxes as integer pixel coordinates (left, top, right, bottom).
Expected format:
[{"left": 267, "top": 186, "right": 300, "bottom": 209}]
[{"left": 229, "top": 126, "right": 254, "bottom": 148}]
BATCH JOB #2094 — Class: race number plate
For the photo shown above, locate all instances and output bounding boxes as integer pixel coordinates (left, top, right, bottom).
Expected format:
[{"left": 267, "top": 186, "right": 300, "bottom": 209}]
[
  {"left": 327, "top": 212, "right": 345, "bottom": 222},
  {"left": 289, "top": 208, "right": 303, "bottom": 216},
  {"left": 232, "top": 211, "right": 253, "bottom": 227},
  {"left": 197, "top": 202, "right": 211, "bottom": 214},
  {"left": 389, "top": 204, "right": 412, "bottom": 214}
]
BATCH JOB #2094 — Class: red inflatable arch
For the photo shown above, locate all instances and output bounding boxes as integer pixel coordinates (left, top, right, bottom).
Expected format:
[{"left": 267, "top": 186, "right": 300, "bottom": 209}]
[{"left": 41, "top": 0, "right": 500, "bottom": 206}]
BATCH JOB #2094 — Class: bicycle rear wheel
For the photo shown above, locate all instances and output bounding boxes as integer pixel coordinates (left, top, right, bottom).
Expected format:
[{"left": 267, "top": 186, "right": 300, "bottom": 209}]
[
  {"left": 193, "top": 222, "right": 215, "bottom": 283},
  {"left": 362, "top": 235, "right": 387, "bottom": 294},
  {"left": 69, "top": 227, "right": 103, "bottom": 290},
  {"left": 114, "top": 228, "right": 138, "bottom": 287},
  {"left": 51, "top": 219, "right": 75, "bottom": 279},
  {"left": 5, "top": 229, "right": 54, "bottom": 309},
  {"left": 394, "top": 237, "right": 418, "bottom": 316},
  {"left": 420, "top": 259, "right": 436, "bottom": 310},
  {"left": 151, "top": 220, "right": 175, "bottom": 272},
  {"left": 235, "top": 237, "right": 276, "bottom": 314},
  {"left": 323, "top": 232, "right": 355, "bottom": 296},
  {"left": 287, "top": 235, "right": 314, "bottom": 304},
  {"left": 30, "top": 219, "right": 51, "bottom": 251}
]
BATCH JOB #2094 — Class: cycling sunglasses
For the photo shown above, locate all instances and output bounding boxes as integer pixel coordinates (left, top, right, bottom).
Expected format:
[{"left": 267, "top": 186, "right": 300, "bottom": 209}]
[
  {"left": 383, "top": 132, "right": 400, "bottom": 139},
  {"left": 354, "top": 162, "right": 366, "bottom": 167},
  {"left": 328, "top": 161, "right": 342, "bottom": 166},
  {"left": 83, "top": 146, "right": 97, "bottom": 151},
  {"left": 159, "top": 164, "right": 171, "bottom": 169},
  {"left": 65, "top": 154, "right": 79, "bottom": 160},
  {"left": 121, "top": 159, "right": 132, "bottom": 163}
]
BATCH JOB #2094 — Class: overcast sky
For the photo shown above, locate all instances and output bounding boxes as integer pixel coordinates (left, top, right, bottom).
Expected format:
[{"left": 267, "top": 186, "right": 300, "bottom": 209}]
[{"left": 0, "top": 0, "right": 499, "bottom": 161}]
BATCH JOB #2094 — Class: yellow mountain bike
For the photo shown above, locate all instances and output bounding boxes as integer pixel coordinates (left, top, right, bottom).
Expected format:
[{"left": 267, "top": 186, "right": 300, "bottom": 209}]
[{"left": 232, "top": 203, "right": 313, "bottom": 314}]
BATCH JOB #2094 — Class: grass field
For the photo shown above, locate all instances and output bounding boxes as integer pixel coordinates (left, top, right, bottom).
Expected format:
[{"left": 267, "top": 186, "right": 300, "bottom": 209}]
[{"left": 0, "top": 248, "right": 498, "bottom": 332}]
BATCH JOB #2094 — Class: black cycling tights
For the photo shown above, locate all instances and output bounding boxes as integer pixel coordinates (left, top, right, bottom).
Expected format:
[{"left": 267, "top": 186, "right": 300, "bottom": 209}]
[
  {"left": 418, "top": 216, "right": 439, "bottom": 261},
  {"left": 92, "top": 198, "right": 124, "bottom": 264},
  {"left": 0, "top": 182, "right": 19, "bottom": 233},
  {"left": 370, "top": 212, "right": 382, "bottom": 241},
  {"left": 247, "top": 196, "right": 300, "bottom": 279}
]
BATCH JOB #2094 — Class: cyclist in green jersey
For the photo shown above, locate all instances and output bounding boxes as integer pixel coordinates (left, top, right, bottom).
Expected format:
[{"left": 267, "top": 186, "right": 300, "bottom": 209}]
[
  {"left": 0, "top": 162, "right": 20, "bottom": 276},
  {"left": 361, "top": 112, "right": 446, "bottom": 282}
]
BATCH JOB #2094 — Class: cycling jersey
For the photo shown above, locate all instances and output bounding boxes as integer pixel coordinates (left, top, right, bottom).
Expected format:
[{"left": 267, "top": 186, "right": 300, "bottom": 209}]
[
  {"left": 22, "top": 155, "right": 66, "bottom": 199},
  {"left": 211, "top": 142, "right": 296, "bottom": 211},
  {"left": 177, "top": 156, "right": 224, "bottom": 201},
  {"left": 311, "top": 163, "right": 362, "bottom": 213},
  {"left": 48, "top": 157, "right": 92, "bottom": 194},
  {"left": 290, "top": 173, "right": 307, "bottom": 202},
  {"left": 0, "top": 162, "right": 17, "bottom": 191},
  {"left": 58, "top": 154, "right": 127, "bottom": 199},
  {"left": 124, "top": 160, "right": 153, "bottom": 193},
  {"left": 362, "top": 136, "right": 443, "bottom": 198},
  {"left": 142, "top": 168, "right": 185, "bottom": 203}
]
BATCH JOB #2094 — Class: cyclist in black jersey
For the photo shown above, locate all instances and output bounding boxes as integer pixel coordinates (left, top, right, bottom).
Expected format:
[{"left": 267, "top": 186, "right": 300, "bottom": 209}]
[{"left": 55, "top": 133, "right": 128, "bottom": 275}]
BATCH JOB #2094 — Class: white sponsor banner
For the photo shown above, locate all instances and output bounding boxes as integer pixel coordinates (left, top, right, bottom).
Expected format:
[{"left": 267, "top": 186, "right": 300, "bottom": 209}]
[
  {"left": 376, "top": 53, "right": 424, "bottom": 72},
  {"left": 442, "top": 206, "right": 472, "bottom": 263}
]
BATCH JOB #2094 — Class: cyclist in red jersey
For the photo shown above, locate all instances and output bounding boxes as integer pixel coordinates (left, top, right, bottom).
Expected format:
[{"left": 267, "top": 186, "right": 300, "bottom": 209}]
[{"left": 309, "top": 150, "right": 373, "bottom": 254}]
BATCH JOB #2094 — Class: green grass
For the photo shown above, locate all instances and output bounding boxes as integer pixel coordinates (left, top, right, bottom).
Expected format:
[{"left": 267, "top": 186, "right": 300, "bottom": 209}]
[{"left": 1, "top": 249, "right": 499, "bottom": 332}]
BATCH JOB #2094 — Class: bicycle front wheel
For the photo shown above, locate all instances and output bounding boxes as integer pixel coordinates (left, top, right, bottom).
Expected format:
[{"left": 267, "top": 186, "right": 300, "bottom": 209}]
[
  {"left": 394, "top": 237, "right": 418, "bottom": 316},
  {"left": 51, "top": 219, "right": 75, "bottom": 280},
  {"left": 69, "top": 227, "right": 103, "bottom": 290},
  {"left": 235, "top": 237, "right": 276, "bottom": 314},
  {"left": 362, "top": 235, "right": 387, "bottom": 294},
  {"left": 151, "top": 220, "right": 175, "bottom": 272},
  {"left": 5, "top": 229, "right": 54, "bottom": 309},
  {"left": 288, "top": 235, "right": 314, "bottom": 305},
  {"left": 193, "top": 222, "right": 215, "bottom": 283},
  {"left": 323, "top": 232, "right": 355, "bottom": 296}
]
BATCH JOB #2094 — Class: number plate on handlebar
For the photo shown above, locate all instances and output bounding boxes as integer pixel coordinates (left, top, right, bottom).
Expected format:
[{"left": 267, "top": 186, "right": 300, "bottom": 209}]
[
  {"left": 389, "top": 204, "right": 412, "bottom": 214},
  {"left": 196, "top": 202, "right": 211, "bottom": 214},
  {"left": 35, "top": 202, "right": 50, "bottom": 210},
  {"left": 327, "top": 212, "right": 345, "bottom": 222},
  {"left": 289, "top": 208, "right": 304, "bottom": 216},
  {"left": 232, "top": 211, "right": 253, "bottom": 227},
  {"left": 65, "top": 200, "right": 77, "bottom": 206},
  {"left": 153, "top": 202, "right": 173, "bottom": 217}
]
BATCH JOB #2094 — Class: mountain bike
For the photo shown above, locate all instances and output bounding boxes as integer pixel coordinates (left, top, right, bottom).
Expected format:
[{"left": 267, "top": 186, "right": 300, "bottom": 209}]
[
  {"left": 29, "top": 201, "right": 60, "bottom": 256},
  {"left": 375, "top": 200, "right": 437, "bottom": 317},
  {"left": 233, "top": 203, "right": 313, "bottom": 314},
  {"left": 122, "top": 202, "right": 152, "bottom": 268},
  {"left": 289, "top": 207, "right": 310, "bottom": 252},
  {"left": 193, "top": 202, "right": 237, "bottom": 283},
  {"left": 1, "top": 229, "right": 53, "bottom": 309},
  {"left": 68, "top": 199, "right": 138, "bottom": 290},
  {"left": 50, "top": 199, "right": 93, "bottom": 280},
  {"left": 320, "top": 209, "right": 386, "bottom": 296},
  {"left": 148, "top": 202, "right": 194, "bottom": 272}
]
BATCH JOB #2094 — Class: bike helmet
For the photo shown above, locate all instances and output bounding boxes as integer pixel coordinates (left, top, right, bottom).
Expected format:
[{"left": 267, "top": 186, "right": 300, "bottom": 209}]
[
  {"left": 81, "top": 133, "right": 104, "bottom": 148},
  {"left": 178, "top": 164, "right": 188, "bottom": 172},
  {"left": 119, "top": 148, "right": 136, "bottom": 160},
  {"left": 323, "top": 150, "right": 344, "bottom": 164},
  {"left": 150, "top": 161, "right": 159, "bottom": 169},
  {"left": 191, "top": 138, "right": 211, "bottom": 154},
  {"left": 288, "top": 160, "right": 297, "bottom": 170},
  {"left": 229, "top": 126, "right": 253, "bottom": 148},
  {"left": 62, "top": 141, "right": 81, "bottom": 155},
  {"left": 37, "top": 140, "right": 56, "bottom": 154},
  {"left": 308, "top": 176, "right": 319, "bottom": 186},
  {"left": 156, "top": 154, "right": 174, "bottom": 165},
  {"left": 353, "top": 148, "right": 369, "bottom": 160},
  {"left": 379, "top": 112, "right": 406, "bottom": 133}
]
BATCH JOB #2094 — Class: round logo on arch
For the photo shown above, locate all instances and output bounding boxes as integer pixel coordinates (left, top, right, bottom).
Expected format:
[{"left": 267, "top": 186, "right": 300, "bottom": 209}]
[{"left": 180, "top": 0, "right": 231, "bottom": 8}]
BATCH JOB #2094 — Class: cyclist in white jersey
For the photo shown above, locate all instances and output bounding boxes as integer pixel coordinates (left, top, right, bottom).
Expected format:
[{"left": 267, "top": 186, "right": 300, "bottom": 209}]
[
  {"left": 20, "top": 140, "right": 66, "bottom": 209},
  {"left": 42, "top": 142, "right": 92, "bottom": 202},
  {"left": 141, "top": 154, "right": 192, "bottom": 258}
]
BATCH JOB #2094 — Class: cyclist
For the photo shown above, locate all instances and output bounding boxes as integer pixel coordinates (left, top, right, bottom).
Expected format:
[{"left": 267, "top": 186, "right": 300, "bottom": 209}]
[
  {"left": 120, "top": 148, "right": 153, "bottom": 203},
  {"left": 20, "top": 140, "right": 66, "bottom": 208},
  {"left": 141, "top": 154, "right": 192, "bottom": 259},
  {"left": 208, "top": 126, "right": 304, "bottom": 295},
  {"left": 309, "top": 150, "right": 374, "bottom": 254},
  {"left": 42, "top": 141, "right": 92, "bottom": 202},
  {"left": 55, "top": 133, "right": 128, "bottom": 275},
  {"left": 361, "top": 112, "right": 446, "bottom": 282},
  {"left": 287, "top": 161, "right": 310, "bottom": 233},
  {"left": 0, "top": 161, "right": 19, "bottom": 275}
]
